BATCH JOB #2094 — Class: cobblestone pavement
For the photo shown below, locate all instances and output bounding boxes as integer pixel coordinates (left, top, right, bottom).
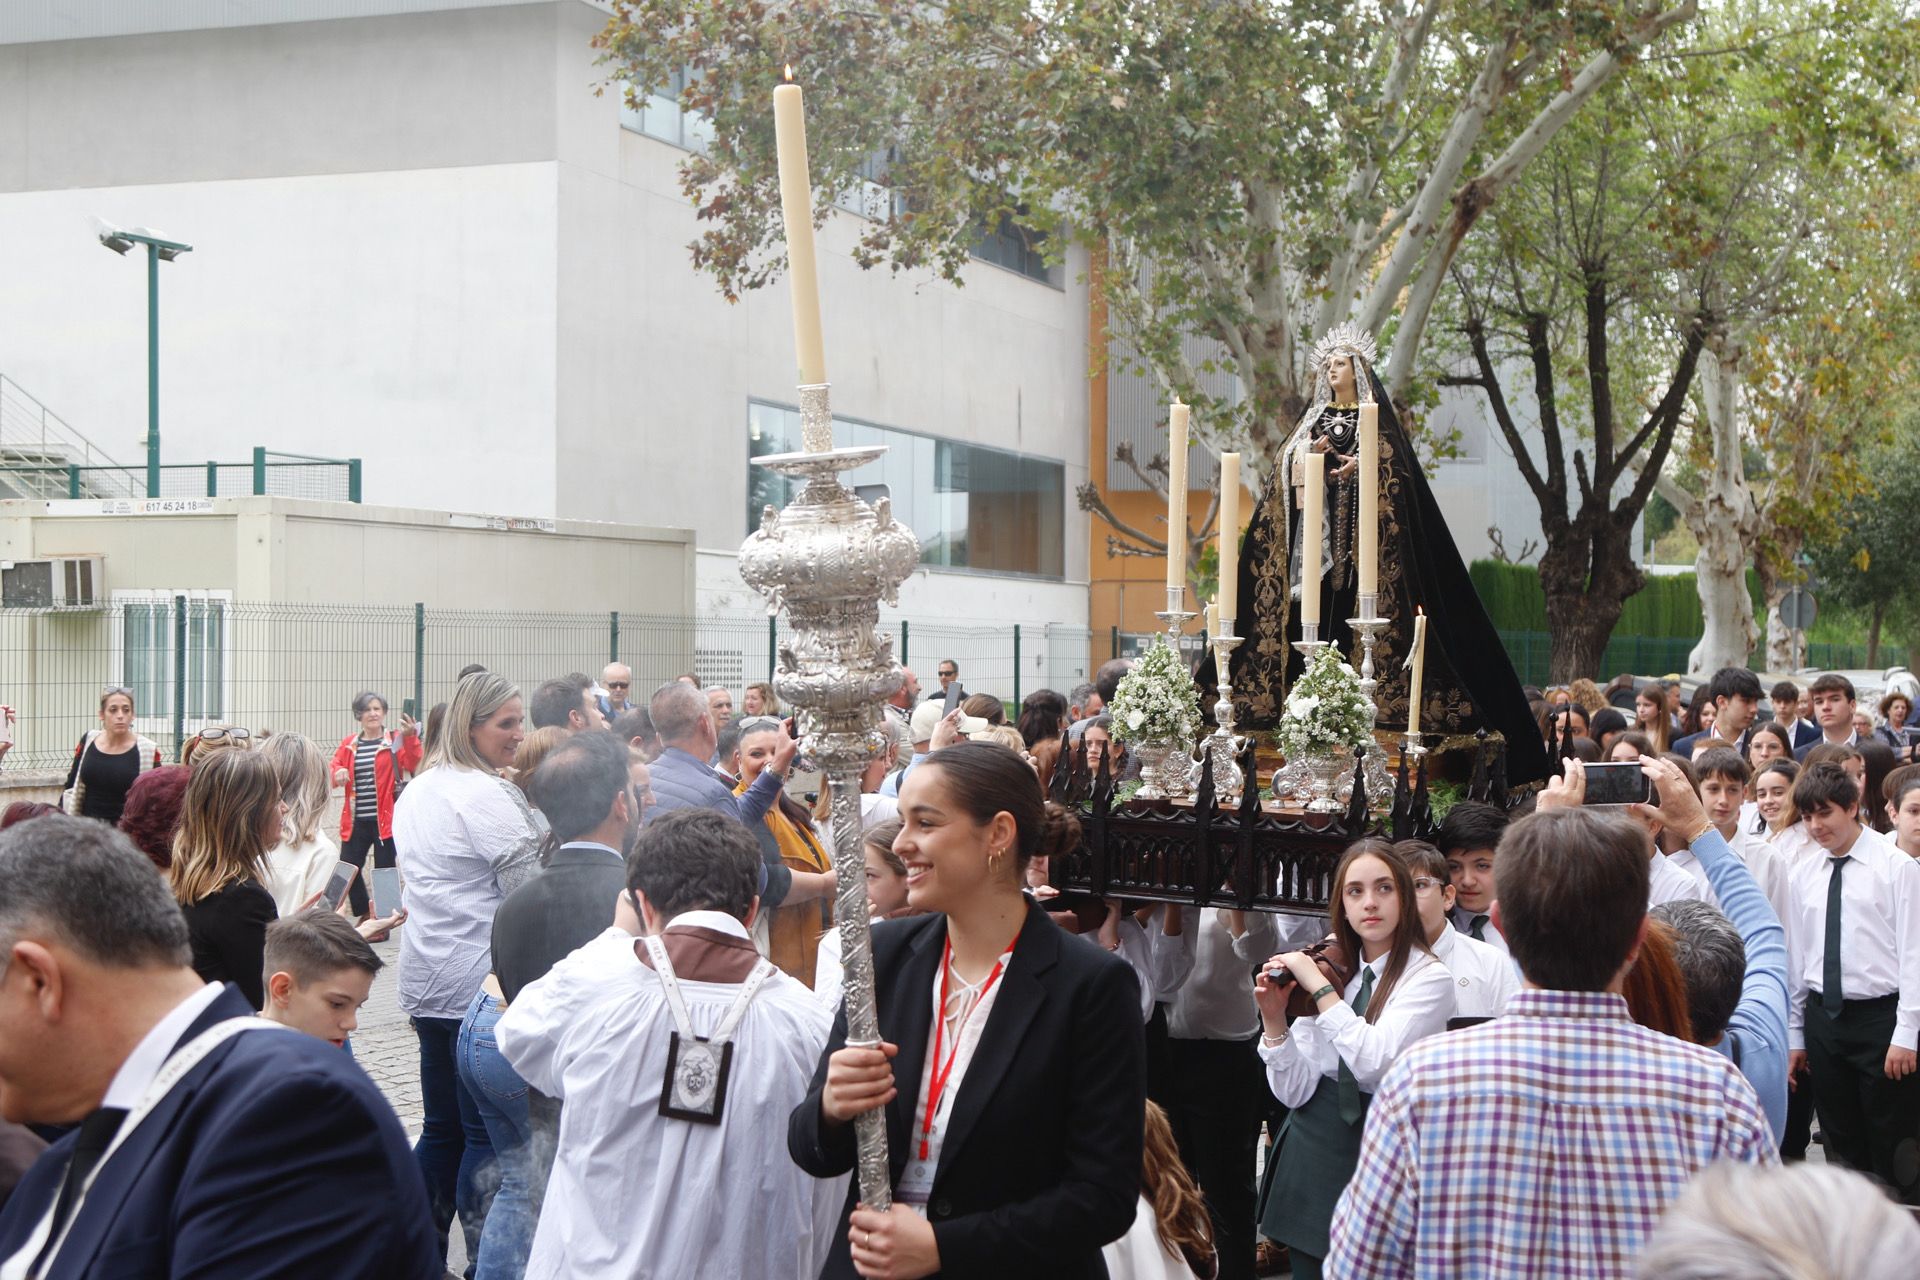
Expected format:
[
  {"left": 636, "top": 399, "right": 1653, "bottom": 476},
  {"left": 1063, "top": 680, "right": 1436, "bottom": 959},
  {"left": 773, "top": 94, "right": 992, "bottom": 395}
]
[{"left": 359, "top": 936, "right": 468, "bottom": 1278}]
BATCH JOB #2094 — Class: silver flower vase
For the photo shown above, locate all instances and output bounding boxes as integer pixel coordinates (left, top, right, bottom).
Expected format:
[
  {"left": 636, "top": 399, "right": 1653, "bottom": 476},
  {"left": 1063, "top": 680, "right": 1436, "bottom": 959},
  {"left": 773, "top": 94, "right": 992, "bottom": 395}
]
[
  {"left": 1131, "top": 740, "right": 1188, "bottom": 801},
  {"left": 1303, "top": 746, "right": 1351, "bottom": 813}
]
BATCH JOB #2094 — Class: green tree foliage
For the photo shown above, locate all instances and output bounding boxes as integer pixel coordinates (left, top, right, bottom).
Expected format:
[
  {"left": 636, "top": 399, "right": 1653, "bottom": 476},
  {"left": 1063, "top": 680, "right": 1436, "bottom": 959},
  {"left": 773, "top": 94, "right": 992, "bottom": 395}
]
[{"left": 598, "top": 0, "right": 1696, "bottom": 467}]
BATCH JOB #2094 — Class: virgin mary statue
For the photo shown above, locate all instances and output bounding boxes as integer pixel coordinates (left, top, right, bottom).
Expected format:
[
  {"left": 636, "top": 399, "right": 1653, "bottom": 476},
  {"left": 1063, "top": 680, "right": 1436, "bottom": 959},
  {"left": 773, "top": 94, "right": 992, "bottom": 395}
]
[{"left": 1226, "top": 323, "right": 1548, "bottom": 785}]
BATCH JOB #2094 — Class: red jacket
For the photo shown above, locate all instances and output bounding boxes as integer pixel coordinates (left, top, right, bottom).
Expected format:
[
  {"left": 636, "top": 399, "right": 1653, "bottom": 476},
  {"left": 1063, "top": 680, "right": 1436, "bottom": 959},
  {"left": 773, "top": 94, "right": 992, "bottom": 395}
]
[{"left": 333, "top": 731, "right": 424, "bottom": 841}]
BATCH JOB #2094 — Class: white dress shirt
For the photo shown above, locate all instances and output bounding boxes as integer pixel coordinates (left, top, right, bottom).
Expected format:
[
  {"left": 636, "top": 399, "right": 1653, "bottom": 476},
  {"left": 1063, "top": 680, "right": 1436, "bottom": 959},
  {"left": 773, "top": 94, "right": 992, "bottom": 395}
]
[
  {"left": 1649, "top": 851, "right": 1708, "bottom": 907},
  {"left": 1668, "top": 830, "right": 1795, "bottom": 928},
  {"left": 1783, "top": 824, "right": 1920, "bottom": 1051},
  {"left": 1429, "top": 925, "right": 1518, "bottom": 1019},
  {"left": 896, "top": 943, "right": 1016, "bottom": 1215},
  {"left": 1257, "top": 948, "right": 1455, "bottom": 1107},
  {"left": 1448, "top": 905, "right": 1508, "bottom": 955},
  {"left": 1167, "top": 909, "right": 1278, "bottom": 1041},
  {"left": 392, "top": 764, "right": 543, "bottom": 1019},
  {"left": 496, "top": 921, "right": 845, "bottom": 1279},
  {"left": 1113, "top": 906, "right": 1198, "bottom": 1022},
  {"left": 101, "top": 981, "right": 225, "bottom": 1110},
  {"left": 1768, "top": 820, "right": 1823, "bottom": 871}
]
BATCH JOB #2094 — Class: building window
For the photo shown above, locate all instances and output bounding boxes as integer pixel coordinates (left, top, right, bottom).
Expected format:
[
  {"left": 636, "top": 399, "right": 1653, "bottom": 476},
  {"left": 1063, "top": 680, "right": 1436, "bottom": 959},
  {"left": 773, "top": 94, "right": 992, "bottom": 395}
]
[
  {"left": 971, "top": 214, "right": 1062, "bottom": 288},
  {"left": 113, "top": 591, "right": 228, "bottom": 728},
  {"left": 748, "top": 402, "right": 1065, "bottom": 579},
  {"left": 619, "top": 69, "right": 712, "bottom": 154}
]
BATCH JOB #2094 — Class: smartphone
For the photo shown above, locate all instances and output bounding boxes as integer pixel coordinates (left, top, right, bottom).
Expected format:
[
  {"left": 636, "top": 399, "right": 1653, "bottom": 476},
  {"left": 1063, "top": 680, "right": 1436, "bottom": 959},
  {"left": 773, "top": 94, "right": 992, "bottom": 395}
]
[
  {"left": 369, "top": 866, "right": 402, "bottom": 916},
  {"left": 1583, "top": 761, "right": 1651, "bottom": 807},
  {"left": 320, "top": 861, "right": 361, "bottom": 910},
  {"left": 943, "top": 684, "right": 963, "bottom": 715},
  {"left": 0, "top": 707, "right": 13, "bottom": 745},
  {"left": 401, "top": 697, "right": 418, "bottom": 721}
]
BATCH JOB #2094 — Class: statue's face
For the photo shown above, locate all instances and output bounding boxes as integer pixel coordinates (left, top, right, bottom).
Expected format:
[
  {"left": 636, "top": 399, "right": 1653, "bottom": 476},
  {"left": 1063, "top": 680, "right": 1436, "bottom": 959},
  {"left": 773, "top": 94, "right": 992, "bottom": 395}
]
[{"left": 1327, "top": 353, "right": 1357, "bottom": 400}]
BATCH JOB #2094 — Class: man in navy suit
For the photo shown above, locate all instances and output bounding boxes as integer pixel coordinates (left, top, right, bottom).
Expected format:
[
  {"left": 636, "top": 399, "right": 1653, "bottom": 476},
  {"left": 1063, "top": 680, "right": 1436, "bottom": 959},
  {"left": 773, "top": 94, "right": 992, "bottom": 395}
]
[
  {"left": 1673, "top": 666, "right": 1763, "bottom": 757},
  {"left": 0, "top": 817, "right": 439, "bottom": 1279}
]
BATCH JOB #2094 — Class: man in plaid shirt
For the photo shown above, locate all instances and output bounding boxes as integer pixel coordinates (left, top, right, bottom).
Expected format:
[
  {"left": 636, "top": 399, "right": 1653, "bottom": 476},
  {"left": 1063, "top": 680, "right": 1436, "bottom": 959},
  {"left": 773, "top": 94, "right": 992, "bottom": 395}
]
[{"left": 1327, "top": 774, "right": 1777, "bottom": 1279}]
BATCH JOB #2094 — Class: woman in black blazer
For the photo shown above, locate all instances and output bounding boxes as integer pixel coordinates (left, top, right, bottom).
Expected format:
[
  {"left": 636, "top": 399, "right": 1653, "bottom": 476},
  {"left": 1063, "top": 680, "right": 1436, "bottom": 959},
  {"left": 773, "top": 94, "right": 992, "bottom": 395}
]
[{"left": 790, "top": 741, "right": 1146, "bottom": 1279}]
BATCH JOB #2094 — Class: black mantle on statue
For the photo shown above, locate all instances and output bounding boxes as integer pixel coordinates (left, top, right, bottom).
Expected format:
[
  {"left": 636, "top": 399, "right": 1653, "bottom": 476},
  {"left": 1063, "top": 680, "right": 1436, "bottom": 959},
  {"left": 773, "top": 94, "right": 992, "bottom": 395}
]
[{"left": 1223, "top": 368, "right": 1549, "bottom": 786}]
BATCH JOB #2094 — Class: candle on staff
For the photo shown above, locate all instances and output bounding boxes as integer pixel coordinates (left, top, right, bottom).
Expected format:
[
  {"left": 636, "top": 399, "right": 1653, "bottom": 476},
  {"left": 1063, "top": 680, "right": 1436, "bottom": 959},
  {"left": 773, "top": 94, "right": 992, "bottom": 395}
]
[
  {"left": 1300, "top": 451, "right": 1324, "bottom": 630},
  {"left": 1358, "top": 402, "right": 1379, "bottom": 602},
  {"left": 1406, "top": 607, "right": 1428, "bottom": 736},
  {"left": 1166, "top": 401, "right": 1190, "bottom": 591},
  {"left": 1217, "top": 452, "right": 1241, "bottom": 620},
  {"left": 772, "top": 68, "right": 829, "bottom": 409}
]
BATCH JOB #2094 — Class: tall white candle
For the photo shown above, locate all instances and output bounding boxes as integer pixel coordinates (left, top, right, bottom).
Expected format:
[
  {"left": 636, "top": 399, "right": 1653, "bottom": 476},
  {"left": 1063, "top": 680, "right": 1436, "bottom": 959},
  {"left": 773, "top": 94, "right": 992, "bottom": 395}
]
[
  {"left": 1205, "top": 600, "right": 1218, "bottom": 637},
  {"left": 772, "top": 73, "right": 828, "bottom": 395},
  {"left": 1300, "top": 452, "right": 1324, "bottom": 630},
  {"left": 1166, "top": 401, "right": 1190, "bottom": 591},
  {"left": 1218, "top": 452, "right": 1241, "bottom": 620},
  {"left": 1407, "top": 608, "right": 1428, "bottom": 736},
  {"left": 1358, "top": 402, "right": 1379, "bottom": 601}
]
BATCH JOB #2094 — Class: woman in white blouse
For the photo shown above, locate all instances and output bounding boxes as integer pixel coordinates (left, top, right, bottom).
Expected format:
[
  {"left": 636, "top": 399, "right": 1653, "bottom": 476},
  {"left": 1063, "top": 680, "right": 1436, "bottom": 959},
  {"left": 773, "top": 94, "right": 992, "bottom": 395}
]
[
  {"left": 1252, "top": 838, "right": 1455, "bottom": 1280},
  {"left": 392, "top": 671, "right": 541, "bottom": 1271}
]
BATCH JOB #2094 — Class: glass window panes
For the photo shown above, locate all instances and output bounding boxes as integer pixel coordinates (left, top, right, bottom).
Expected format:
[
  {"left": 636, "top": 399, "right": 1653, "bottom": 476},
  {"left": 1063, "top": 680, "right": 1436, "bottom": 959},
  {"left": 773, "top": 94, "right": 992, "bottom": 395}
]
[
  {"left": 117, "top": 595, "right": 226, "bottom": 723},
  {"left": 746, "top": 402, "right": 1064, "bottom": 579}
]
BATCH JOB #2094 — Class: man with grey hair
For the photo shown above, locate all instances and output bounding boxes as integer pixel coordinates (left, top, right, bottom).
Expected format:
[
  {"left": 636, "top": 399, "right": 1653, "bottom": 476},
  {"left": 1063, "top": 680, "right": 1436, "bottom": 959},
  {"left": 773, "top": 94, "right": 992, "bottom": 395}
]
[
  {"left": 1069, "top": 681, "right": 1101, "bottom": 722},
  {"left": 0, "top": 817, "right": 438, "bottom": 1277},
  {"left": 598, "top": 661, "right": 636, "bottom": 719}
]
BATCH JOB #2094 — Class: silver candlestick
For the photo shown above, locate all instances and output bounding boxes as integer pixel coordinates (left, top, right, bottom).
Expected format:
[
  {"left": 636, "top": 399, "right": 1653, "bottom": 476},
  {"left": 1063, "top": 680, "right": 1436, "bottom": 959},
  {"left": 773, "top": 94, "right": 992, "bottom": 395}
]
[
  {"left": 1270, "top": 626, "right": 1331, "bottom": 806},
  {"left": 1346, "top": 601, "right": 1394, "bottom": 809},
  {"left": 739, "top": 384, "right": 919, "bottom": 1212},
  {"left": 1153, "top": 582, "right": 1197, "bottom": 637},
  {"left": 1191, "top": 621, "right": 1246, "bottom": 801}
]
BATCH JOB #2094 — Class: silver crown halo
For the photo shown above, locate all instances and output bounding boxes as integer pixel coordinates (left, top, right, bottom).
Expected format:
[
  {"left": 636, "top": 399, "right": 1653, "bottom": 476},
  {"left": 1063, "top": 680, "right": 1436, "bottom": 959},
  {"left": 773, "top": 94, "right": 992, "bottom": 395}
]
[{"left": 1310, "top": 321, "right": 1378, "bottom": 374}]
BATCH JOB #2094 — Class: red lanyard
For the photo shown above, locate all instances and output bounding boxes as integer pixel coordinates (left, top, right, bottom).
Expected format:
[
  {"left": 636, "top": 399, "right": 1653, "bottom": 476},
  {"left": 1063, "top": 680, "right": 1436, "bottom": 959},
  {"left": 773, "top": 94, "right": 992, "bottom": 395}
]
[{"left": 919, "top": 933, "right": 1015, "bottom": 1161}]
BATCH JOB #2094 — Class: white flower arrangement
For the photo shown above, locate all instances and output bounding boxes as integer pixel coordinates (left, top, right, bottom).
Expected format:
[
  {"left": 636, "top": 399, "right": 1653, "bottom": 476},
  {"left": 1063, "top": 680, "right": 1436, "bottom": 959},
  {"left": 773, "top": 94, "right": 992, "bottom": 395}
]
[
  {"left": 1278, "top": 645, "right": 1374, "bottom": 758},
  {"left": 1108, "top": 636, "right": 1203, "bottom": 746}
]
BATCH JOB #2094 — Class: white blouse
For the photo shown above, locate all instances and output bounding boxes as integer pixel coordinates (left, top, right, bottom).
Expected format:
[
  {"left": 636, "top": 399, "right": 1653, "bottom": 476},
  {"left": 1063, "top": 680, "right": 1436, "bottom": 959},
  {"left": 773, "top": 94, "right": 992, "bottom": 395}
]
[
  {"left": 895, "top": 944, "right": 1015, "bottom": 1214},
  {"left": 1257, "top": 947, "right": 1455, "bottom": 1108}
]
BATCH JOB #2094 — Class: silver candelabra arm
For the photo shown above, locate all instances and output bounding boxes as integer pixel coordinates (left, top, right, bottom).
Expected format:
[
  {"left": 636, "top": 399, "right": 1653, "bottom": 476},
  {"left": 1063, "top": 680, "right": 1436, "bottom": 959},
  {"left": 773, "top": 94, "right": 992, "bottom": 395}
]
[{"left": 1192, "top": 624, "right": 1246, "bottom": 801}]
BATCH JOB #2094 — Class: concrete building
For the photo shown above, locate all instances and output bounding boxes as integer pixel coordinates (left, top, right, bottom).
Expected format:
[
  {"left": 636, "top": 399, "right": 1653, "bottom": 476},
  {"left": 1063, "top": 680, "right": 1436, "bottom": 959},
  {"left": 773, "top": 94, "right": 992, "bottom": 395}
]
[
  {"left": 0, "top": 0, "right": 1095, "bottom": 697},
  {"left": 0, "top": 493, "right": 693, "bottom": 774}
]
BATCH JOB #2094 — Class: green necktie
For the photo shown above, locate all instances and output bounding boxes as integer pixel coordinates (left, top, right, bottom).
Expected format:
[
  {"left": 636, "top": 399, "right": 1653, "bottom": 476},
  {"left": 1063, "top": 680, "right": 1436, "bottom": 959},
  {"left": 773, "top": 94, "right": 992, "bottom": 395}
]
[
  {"left": 1469, "top": 914, "right": 1488, "bottom": 942},
  {"left": 1822, "top": 855, "right": 1850, "bottom": 1016},
  {"left": 1337, "top": 965, "right": 1377, "bottom": 1124}
]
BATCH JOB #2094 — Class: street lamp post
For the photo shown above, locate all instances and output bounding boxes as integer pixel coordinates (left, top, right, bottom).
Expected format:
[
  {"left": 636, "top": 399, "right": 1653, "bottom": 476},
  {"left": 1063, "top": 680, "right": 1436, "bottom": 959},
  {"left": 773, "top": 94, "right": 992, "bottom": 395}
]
[{"left": 96, "top": 221, "right": 193, "bottom": 499}]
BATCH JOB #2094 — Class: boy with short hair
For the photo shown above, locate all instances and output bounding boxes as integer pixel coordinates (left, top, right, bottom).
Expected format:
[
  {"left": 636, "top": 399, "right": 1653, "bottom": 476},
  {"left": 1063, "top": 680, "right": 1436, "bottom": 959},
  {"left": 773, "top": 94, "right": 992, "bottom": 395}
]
[
  {"left": 1783, "top": 763, "right": 1920, "bottom": 1203},
  {"left": 261, "top": 907, "right": 385, "bottom": 1049},
  {"left": 1886, "top": 765, "right": 1920, "bottom": 860},
  {"left": 1684, "top": 748, "right": 1794, "bottom": 925},
  {"left": 1438, "top": 801, "right": 1510, "bottom": 953},
  {"left": 1393, "top": 839, "right": 1517, "bottom": 1019}
]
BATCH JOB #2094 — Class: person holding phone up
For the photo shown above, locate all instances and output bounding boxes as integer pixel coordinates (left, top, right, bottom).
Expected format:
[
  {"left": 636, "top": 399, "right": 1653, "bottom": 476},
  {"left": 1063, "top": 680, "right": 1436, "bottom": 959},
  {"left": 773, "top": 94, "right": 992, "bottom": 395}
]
[{"left": 332, "top": 691, "right": 422, "bottom": 921}]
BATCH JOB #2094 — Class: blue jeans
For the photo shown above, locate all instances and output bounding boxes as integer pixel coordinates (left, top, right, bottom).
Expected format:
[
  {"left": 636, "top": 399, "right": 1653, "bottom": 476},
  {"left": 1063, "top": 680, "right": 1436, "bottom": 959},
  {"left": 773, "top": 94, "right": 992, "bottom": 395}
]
[
  {"left": 412, "top": 1012, "right": 495, "bottom": 1278},
  {"left": 458, "top": 990, "right": 537, "bottom": 1280}
]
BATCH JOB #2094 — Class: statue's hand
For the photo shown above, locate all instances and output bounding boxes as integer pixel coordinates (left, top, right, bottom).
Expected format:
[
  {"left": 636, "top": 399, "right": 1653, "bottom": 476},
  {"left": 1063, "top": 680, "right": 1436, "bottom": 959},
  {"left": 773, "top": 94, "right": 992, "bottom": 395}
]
[
  {"left": 1311, "top": 437, "right": 1333, "bottom": 454},
  {"left": 1330, "top": 454, "right": 1358, "bottom": 479}
]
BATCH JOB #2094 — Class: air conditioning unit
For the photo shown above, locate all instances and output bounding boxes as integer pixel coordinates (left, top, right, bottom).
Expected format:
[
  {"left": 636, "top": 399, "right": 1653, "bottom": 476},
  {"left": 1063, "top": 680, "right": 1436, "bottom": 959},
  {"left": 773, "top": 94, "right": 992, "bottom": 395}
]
[{"left": 1, "top": 557, "right": 105, "bottom": 609}]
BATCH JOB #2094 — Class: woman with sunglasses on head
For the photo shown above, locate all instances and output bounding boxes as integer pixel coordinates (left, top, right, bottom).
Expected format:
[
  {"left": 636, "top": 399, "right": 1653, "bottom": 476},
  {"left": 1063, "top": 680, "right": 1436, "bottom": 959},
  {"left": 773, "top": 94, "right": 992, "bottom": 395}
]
[
  {"left": 62, "top": 685, "right": 163, "bottom": 823},
  {"left": 792, "top": 741, "right": 1145, "bottom": 1280},
  {"left": 1252, "top": 838, "right": 1455, "bottom": 1280},
  {"left": 332, "top": 690, "right": 422, "bottom": 920}
]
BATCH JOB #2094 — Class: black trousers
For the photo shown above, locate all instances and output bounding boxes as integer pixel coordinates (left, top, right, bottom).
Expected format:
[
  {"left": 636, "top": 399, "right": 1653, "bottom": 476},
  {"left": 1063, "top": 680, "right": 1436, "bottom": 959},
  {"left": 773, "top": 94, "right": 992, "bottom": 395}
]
[
  {"left": 1806, "top": 993, "right": 1920, "bottom": 1203},
  {"left": 1163, "top": 1034, "right": 1267, "bottom": 1280},
  {"left": 343, "top": 816, "right": 397, "bottom": 917},
  {"left": 1780, "top": 1071, "right": 1814, "bottom": 1161}
]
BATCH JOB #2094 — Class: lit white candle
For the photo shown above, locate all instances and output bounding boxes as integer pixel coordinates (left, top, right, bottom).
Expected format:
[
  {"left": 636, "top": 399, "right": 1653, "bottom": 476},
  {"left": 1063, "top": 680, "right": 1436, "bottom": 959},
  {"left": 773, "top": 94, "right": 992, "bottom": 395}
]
[
  {"left": 1300, "top": 451, "right": 1323, "bottom": 630},
  {"left": 1406, "top": 608, "right": 1428, "bottom": 736},
  {"left": 772, "top": 71, "right": 828, "bottom": 400},
  {"left": 1166, "top": 401, "right": 1190, "bottom": 591},
  {"left": 1217, "top": 452, "right": 1241, "bottom": 620},
  {"left": 1205, "top": 599, "right": 1218, "bottom": 637},
  {"left": 1358, "top": 402, "right": 1379, "bottom": 602}
]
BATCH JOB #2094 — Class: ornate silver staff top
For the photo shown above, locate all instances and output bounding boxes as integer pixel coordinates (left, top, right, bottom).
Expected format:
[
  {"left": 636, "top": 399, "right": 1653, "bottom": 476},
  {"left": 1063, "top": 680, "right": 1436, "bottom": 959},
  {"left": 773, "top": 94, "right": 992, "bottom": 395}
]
[{"left": 739, "top": 381, "right": 919, "bottom": 1210}]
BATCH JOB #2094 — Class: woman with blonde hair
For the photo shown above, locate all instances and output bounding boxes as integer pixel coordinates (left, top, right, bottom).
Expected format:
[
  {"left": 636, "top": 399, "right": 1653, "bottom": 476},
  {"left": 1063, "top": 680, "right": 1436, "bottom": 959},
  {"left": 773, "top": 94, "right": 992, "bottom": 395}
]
[
  {"left": 393, "top": 670, "right": 541, "bottom": 1268},
  {"left": 169, "top": 750, "right": 283, "bottom": 1010},
  {"left": 730, "top": 716, "right": 837, "bottom": 982},
  {"left": 1104, "top": 1101, "right": 1217, "bottom": 1279},
  {"left": 1566, "top": 677, "right": 1607, "bottom": 716},
  {"left": 258, "top": 732, "right": 340, "bottom": 918},
  {"left": 742, "top": 680, "right": 783, "bottom": 718}
]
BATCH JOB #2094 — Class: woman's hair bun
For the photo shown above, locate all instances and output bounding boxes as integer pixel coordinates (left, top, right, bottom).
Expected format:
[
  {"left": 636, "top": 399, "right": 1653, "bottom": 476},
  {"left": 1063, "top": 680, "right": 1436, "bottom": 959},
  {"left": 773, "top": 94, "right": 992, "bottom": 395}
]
[{"left": 1035, "top": 801, "right": 1083, "bottom": 861}]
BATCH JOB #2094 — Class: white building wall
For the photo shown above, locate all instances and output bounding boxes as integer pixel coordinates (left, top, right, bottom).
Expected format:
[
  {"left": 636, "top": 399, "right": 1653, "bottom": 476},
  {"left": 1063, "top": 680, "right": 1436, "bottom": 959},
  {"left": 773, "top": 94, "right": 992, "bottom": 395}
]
[{"left": 0, "top": 0, "right": 1090, "bottom": 625}]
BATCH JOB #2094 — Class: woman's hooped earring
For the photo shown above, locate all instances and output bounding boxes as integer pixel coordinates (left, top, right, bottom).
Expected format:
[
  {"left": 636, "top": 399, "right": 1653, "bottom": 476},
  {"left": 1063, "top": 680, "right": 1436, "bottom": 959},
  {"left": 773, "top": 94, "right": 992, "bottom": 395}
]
[{"left": 988, "top": 847, "right": 1007, "bottom": 875}]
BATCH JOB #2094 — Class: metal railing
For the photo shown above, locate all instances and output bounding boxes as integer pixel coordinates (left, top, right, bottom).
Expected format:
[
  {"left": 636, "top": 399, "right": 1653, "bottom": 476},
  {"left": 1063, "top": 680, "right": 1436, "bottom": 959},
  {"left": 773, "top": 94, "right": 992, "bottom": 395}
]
[
  {"left": 0, "top": 448, "right": 362, "bottom": 504},
  {"left": 0, "top": 599, "right": 1093, "bottom": 773},
  {"left": 1495, "top": 631, "right": 1909, "bottom": 689}
]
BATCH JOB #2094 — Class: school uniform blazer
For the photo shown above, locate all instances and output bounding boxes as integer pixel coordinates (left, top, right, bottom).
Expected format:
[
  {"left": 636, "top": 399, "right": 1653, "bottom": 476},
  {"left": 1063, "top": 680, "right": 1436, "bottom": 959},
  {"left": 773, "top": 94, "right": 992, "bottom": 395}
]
[
  {"left": 790, "top": 899, "right": 1146, "bottom": 1279},
  {"left": 0, "top": 985, "right": 440, "bottom": 1280}
]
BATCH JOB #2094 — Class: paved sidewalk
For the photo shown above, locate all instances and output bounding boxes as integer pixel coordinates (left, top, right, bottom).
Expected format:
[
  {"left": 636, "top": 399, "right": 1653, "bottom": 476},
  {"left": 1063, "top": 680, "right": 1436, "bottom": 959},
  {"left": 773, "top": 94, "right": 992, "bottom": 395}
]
[{"left": 358, "top": 937, "right": 468, "bottom": 1278}]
